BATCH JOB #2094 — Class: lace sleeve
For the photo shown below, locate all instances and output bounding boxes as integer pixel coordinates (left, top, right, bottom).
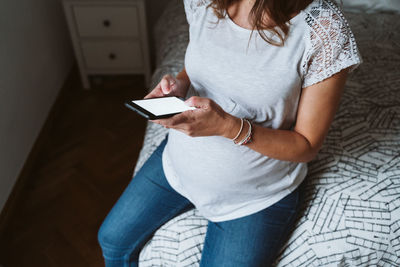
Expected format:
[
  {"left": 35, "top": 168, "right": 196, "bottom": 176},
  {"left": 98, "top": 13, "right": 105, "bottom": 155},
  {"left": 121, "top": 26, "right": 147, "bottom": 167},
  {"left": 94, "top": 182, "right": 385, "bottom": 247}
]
[
  {"left": 183, "top": 0, "right": 209, "bottom": 25},
  {"left": 301, "top": 0, "right": 362, "bottom": 88}
]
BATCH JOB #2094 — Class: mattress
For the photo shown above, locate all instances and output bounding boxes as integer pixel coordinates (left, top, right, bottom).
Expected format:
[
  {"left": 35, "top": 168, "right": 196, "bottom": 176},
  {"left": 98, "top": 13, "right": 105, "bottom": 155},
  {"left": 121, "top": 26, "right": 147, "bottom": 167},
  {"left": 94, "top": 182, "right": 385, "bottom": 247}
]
[{"left": 134, "top": 1, "right": 400, "bottom": 265}]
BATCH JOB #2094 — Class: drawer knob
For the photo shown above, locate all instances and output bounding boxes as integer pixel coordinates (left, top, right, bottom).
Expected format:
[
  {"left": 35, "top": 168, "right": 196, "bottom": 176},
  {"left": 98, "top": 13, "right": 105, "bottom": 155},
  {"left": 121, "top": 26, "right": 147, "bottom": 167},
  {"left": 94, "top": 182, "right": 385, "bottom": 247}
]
[
  {"left": 109, "top": 53, "right": 117, "bottom": 60},
  {"left": 103, "top": 20, "right": 111, "bottom": 27}
]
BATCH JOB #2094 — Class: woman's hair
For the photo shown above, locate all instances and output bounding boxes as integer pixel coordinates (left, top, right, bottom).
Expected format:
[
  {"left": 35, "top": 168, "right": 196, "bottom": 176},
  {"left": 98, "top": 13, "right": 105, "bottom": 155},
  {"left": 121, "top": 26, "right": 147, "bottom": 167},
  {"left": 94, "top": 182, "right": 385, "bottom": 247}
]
[{"left": 207, "top": 0, "right": 314, "bottom": 46}]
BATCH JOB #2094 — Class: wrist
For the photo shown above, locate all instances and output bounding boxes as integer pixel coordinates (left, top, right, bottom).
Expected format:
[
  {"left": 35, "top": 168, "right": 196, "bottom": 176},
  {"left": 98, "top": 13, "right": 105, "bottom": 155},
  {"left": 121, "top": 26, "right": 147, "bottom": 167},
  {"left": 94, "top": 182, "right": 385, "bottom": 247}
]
[
  {"left": 221, "top": 115, "right": 242, "bottom": 139},
  {"left": 235, "top": 119, "right": 252, "bottom": 145}
]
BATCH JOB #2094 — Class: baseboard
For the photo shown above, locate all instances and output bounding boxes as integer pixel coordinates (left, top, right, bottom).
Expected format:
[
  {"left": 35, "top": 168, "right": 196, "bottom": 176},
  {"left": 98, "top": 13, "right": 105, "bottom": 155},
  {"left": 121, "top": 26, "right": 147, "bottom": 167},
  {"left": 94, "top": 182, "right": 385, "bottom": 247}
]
[{"left": 0, "top": 67, "right": 75, "bottom": 240}]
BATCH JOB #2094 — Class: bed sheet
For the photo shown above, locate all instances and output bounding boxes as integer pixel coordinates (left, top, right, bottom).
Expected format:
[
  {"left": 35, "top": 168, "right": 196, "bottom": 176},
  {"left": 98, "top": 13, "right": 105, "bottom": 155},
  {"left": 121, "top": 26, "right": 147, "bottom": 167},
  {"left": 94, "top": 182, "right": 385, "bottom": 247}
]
[{"left": 134, "top": 1, "right": 400, "bottom": 266}]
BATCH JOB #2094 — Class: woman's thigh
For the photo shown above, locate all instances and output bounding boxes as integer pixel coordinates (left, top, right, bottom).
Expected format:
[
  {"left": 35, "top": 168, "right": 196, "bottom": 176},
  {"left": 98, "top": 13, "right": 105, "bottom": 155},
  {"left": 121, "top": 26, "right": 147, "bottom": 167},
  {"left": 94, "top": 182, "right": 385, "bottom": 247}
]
[
  {"left": 97, "top": 137, "right": 194, "bottom": 261},
  {"left": 200, "top": 188, "right": 301, "bottom": 267}
]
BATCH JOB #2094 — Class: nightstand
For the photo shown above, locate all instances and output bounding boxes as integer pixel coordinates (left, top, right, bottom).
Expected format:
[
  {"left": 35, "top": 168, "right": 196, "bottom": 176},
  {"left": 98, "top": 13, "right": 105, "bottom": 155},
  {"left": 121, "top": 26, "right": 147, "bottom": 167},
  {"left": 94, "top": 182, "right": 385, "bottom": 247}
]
[{"left": 63, "top": 0, "right": 151, "bottom": 89}]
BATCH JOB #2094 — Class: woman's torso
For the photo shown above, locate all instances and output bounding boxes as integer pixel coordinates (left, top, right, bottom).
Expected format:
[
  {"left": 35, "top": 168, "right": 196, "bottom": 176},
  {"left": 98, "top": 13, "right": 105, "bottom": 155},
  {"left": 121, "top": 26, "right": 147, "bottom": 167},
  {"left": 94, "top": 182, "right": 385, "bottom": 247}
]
[{"left": 162, "top": 0, "right": 360, "bottom": 222}]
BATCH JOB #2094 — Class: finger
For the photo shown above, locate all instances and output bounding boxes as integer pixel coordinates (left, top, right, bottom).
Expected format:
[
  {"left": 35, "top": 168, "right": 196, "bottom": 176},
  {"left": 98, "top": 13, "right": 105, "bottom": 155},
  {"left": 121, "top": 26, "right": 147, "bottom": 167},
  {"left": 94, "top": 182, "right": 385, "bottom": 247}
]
[
  {"left": 160, "top": 78, "right": 170, "bottom": 94},
  {"left": 160, "top": 75, "right": 176, "bottom": 94},
  {"left": 160, "top": 113, "right": 188, "bottom": 128},
  {"left": 151, "top": 116, "right": 174, "bottom": 125},
  {"left": 144, "top": 83, "right": 162, "bottom": 99},
  {"left": 185, "top": 96, "right": 211, "bottom": 109},
  {"left": 170, "top": 114, "right": 189, "bottom": 126}
]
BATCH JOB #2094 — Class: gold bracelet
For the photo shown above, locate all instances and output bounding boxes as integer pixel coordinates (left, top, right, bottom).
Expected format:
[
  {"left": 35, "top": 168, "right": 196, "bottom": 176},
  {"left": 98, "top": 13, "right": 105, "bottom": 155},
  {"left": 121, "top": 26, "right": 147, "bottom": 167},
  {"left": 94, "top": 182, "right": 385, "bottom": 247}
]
[
  {"left": 235, "top": 119, "right": 252, "bottom": 146},
  {"left": 231, "top": 118, "right": 244, "bottom": 142}
]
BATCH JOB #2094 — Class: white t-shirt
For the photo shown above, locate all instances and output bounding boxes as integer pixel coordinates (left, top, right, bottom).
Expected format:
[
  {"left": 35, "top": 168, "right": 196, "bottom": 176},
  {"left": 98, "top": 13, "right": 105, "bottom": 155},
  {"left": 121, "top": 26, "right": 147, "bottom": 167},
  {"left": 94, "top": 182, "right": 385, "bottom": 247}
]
[{"left": 162, "top": 0, "right": 362, "bottom": 222}]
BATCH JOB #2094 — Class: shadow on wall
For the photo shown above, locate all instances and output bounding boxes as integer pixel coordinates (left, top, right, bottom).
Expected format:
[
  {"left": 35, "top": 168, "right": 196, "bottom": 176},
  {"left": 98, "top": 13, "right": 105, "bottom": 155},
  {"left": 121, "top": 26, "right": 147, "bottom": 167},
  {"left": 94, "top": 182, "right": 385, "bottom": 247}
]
[
  {"left": 0, "top": 0, "right": 73, "bottom": 214},
  {"left": 146, "top": 0, "right": 172, "bottom": 71}
]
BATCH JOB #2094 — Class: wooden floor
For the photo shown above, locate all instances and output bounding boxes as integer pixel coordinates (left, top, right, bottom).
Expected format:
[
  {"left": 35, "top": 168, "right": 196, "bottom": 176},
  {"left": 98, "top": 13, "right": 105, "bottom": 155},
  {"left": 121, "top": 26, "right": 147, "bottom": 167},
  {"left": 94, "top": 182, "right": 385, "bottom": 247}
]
[{"left": 0, "top": 70, "right": 149, "bottom": 266}]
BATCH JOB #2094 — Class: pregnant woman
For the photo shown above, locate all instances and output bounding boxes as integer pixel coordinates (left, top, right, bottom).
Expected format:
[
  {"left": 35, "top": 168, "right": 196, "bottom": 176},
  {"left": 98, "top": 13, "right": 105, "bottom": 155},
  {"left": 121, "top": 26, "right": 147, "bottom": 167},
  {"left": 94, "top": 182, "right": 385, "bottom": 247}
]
[{"left": 98, "top": 0, "right": 362, "bottom": 266}]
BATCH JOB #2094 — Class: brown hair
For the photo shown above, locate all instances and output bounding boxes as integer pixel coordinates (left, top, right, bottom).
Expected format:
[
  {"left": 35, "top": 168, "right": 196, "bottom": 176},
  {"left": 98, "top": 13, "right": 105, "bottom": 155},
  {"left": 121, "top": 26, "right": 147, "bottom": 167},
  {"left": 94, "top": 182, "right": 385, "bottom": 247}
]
[{"left": 207, "top": 0, "right": 313, "bottom": 46}]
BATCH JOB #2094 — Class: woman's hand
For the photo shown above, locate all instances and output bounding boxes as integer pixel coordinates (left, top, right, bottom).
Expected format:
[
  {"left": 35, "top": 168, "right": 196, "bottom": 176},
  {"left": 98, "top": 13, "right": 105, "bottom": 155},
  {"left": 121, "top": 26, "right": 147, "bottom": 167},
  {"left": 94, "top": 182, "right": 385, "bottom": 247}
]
[
  {"left": 144, "top": 74, "right": 189, "bottom": 99},
  {"left": 152, "top": 96, "right": 239, "bottom": 138}
]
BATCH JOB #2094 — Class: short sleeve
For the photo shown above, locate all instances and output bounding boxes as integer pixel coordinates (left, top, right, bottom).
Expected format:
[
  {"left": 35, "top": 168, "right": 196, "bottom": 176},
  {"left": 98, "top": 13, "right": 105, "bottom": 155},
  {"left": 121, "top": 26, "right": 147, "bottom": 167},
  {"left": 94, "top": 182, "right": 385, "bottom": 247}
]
[
  {"left": 183, "top": 0, "right": 209, "bottom": 25},
  {"left": 301, "top": 1, "right": 362, "bottom": 88}
]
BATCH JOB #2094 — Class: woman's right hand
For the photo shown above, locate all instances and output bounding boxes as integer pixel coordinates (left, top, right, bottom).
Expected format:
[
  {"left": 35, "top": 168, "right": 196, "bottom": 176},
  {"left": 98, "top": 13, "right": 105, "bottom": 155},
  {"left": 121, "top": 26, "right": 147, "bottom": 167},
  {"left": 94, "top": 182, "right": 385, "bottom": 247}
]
[{"left": 144, "top": 74, "right": 189, "bottom": 99}]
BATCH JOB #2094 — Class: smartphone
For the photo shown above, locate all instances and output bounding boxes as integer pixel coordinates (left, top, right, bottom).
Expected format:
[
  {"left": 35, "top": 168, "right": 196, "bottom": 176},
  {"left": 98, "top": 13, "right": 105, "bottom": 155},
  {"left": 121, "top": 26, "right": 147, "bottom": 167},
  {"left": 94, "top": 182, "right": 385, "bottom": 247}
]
[{"left": 124, "top": 96, "right": 196, "bottom": 120}]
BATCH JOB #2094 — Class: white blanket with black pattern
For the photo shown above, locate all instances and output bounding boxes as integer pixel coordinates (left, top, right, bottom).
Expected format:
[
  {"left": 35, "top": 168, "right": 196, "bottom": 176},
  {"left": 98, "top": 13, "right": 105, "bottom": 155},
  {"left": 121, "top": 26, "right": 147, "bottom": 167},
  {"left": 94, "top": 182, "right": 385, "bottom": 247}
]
[{"left": 135, "top": 1, "right": 400, "bottom": 265}]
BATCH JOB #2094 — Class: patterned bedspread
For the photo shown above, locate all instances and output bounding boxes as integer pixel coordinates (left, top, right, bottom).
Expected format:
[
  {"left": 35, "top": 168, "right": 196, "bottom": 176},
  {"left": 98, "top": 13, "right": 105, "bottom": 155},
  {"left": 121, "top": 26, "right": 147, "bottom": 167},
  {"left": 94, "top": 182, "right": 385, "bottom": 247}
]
[{"left": 135, "top": 1, "right": 400, "bottom": 265}]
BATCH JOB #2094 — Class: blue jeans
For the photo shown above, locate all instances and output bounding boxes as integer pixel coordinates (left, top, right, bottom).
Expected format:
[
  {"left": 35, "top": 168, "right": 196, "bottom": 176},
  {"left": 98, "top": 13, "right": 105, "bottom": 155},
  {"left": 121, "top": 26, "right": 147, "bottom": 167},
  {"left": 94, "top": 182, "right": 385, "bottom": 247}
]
[{"left": 98, "top": 137, "right": 302, "bottom": 267}]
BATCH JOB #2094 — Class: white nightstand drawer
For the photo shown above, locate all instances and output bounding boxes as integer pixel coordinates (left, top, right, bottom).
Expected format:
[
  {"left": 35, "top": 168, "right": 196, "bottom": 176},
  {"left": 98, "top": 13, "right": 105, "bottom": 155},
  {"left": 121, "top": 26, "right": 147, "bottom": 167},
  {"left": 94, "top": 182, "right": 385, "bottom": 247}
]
[
  {"left": 73, "top": 6, "right": 140, "bottom": 37},
  {"left": 81, "top": 41, "right": 143, "bottom": 69}
]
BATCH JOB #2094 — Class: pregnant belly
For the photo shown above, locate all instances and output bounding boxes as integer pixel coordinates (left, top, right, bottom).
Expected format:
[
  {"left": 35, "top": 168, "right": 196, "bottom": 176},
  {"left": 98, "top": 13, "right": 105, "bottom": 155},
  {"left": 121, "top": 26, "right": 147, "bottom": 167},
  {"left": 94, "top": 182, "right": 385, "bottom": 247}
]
[{"left": 164, "top": 129, "right": 291, "bottom": 195}]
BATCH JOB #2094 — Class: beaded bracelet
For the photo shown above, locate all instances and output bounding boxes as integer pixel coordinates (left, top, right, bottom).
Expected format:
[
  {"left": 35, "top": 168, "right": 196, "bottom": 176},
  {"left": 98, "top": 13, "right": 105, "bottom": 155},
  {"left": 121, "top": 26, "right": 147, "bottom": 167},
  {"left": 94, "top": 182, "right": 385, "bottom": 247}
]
[
  {"left": 235, "top": 119, "right": 253, "bottom": 146},
  {"left": 231, "top": 118, "right": 244, "bottom": 142}
]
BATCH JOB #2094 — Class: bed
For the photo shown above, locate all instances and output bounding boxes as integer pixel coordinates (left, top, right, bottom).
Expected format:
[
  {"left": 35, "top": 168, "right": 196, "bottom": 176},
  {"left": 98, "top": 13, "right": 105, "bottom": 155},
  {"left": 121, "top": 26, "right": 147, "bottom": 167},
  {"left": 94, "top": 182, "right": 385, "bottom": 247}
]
[{"left": 133, "top": 0, "right": 400, "bottom": 265}]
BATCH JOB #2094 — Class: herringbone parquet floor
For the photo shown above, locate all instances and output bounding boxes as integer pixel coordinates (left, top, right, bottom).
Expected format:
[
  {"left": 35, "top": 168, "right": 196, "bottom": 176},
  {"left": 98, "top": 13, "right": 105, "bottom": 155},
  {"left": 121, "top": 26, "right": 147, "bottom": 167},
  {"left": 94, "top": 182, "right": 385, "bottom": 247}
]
[{"left": 0, "top": 70, "right": 149, "bottom": 266}]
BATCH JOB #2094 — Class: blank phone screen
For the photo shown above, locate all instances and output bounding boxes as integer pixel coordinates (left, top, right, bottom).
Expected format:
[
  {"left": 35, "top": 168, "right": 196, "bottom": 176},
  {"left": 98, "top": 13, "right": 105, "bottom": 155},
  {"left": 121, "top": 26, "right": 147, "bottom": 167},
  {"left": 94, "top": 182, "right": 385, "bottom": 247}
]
[{"left": 132, "top": 97, "right": 196, "bottom": 116}]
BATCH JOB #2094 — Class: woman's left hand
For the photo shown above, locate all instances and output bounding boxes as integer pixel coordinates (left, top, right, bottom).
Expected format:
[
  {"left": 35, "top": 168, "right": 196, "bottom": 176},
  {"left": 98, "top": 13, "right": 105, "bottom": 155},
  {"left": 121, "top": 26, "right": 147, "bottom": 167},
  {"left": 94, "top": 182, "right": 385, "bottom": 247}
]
[{"left": 151, "top": 96, "right": 236, "bottom": 137}]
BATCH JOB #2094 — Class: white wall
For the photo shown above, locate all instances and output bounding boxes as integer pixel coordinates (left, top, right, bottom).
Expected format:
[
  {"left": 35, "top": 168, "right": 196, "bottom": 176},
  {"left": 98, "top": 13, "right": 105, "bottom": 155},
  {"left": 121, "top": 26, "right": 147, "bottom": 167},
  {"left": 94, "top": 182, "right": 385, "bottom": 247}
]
[{"left": 0, "top": 0, "right": 73, "bottom": 212}]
